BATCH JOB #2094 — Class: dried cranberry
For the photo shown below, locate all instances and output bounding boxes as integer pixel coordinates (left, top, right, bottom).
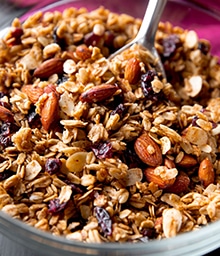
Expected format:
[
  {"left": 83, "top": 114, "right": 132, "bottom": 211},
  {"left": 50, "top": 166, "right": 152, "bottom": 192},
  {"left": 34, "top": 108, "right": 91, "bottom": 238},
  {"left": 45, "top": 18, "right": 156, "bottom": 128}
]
[
  {"left": 162, "top": 34, "right": 181, "bottom": 58},
  {"left": 53, "top": 27, "right": 66, "bottom": 49},
  {"left": 45, "top": 158, "right": 62, "bottom": 175},
  {"left": 0, "top": 101, "right": 10, "bottom": 109},
  {"left": 191, "top": 116, "right": 199, "bottom": 127},
  {"left": 104, "top": 31, "right": 115, "bottom": 49},
  {"left": 0, "top": 136, "right": 12, "bottom": 148},
  {"left": 212, "top": 122, "right": 218, "bottom": 129},
  {"left": 198, "top": 41, "right": 210, "bottom": 55},
  {"left": 122, "top": 142, "right": 144, "bottom": 169},
  {"left": 27, "top": 107, "right": 41, "bottom": 128},
  {"left": 139, "top": 228, "right": 156, "bottom": 242},
  {"left": 0, "top": 122, "right": 18, "bottom": 149},
  {"left": 94, "top": 206, "right": 112, "bottom": 236},
  {"left": 84, "top": 32, "right": 102, "bottom": 47},
  {"left": 0, "top": 92, "right": 7, "bottom": 98},
  {"left": 110, "top": 103, "right": 126, "bottom": 118},
  {"left": 91, "top": 142, "right": 113, "bottom": 159},
  {"left": 63, "top": 180, "right": 84, "bottom": 194},
  {"left": 11, "top": 27, "right": 23, "bottom": 38},
  {"left": 1, "top": 123, "right": 11, "bottom": 136},
  {"left": 141, "top": 70, "right": 163, "bottom": 101},
  {"left": 0, "top": 169, "right": 14, "bottom": 181},
  {"left": 9, "top": 27, "right": 24, "bottom": 46},
  {"left": 48, "top": 198, "right": 67, "bottom": 213}
]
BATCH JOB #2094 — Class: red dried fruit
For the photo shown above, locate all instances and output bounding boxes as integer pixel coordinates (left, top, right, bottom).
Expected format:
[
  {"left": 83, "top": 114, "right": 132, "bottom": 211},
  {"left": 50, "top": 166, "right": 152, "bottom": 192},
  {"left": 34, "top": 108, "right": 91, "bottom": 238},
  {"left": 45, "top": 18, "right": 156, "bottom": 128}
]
[{"left": 94, "top": 206, "right": 112, "bottom": 236}]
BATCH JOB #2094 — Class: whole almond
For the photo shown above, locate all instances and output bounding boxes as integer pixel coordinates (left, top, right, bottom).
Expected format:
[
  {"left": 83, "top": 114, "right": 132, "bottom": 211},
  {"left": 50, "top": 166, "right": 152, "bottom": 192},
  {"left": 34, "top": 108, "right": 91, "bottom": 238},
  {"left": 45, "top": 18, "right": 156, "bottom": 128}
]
[
  {"left": 34, "top": 58, "right": 64, "bottom": 79},
  {"left": 75, "top": 45, "right": 92, "bottom": 61},
  {"left": 134, "top": 132, "right": 162, "bottom": 167},
  {"left": 0, "top": 105, "right": 14, "bottom": 122},
  {"left": 198, "top": 157, "right": 214, "bottom": 188},
  {"left": 144, "top": 167, "right": 175, "bottom": 189},
  {"left": 177, "top": 154, "right": 197, "bottom": 168},
  {"left": 124, "top": 58, "right": 141, "bottom": 84},
  {"left": 40, "top": 91, "right": 59, "bottom": 131},
  {"left": 165, "top": 171, "right": 190, "bottom": 194},
  {"left": 80, "top": 84, "right": 118, "bottom": 103},
  {"left": 22, "top": 85, "right": 44, "bottom": 103}
]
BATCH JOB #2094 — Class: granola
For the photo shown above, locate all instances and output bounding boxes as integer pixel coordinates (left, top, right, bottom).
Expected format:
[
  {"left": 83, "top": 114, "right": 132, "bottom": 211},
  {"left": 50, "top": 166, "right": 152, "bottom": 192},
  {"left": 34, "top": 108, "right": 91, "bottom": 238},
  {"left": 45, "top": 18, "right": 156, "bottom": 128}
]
[{"left": 0, "top": 6, "right": 220, "bottom": 243}]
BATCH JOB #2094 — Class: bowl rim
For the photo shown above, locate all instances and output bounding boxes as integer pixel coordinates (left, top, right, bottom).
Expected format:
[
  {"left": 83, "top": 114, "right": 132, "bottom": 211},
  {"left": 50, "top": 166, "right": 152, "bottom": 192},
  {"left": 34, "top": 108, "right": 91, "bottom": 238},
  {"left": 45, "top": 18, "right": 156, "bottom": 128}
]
[{"left": 1, "top": 209, "right": 220, "bottom": 255}]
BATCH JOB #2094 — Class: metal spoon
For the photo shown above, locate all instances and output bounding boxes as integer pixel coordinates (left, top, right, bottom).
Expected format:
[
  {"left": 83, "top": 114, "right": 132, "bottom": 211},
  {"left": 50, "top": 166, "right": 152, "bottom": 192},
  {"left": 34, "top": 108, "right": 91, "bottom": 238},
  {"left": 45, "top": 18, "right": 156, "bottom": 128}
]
[{"left": 109, "top": 0, "right": 167, "bottom": 79}]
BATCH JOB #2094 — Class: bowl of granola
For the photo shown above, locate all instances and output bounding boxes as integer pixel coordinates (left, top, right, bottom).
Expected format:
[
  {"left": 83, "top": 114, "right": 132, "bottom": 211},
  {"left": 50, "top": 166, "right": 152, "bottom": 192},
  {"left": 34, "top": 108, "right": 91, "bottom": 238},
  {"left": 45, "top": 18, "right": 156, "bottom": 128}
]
[{"left": 0, "top": 0, "right": 220, "bottom": 255}]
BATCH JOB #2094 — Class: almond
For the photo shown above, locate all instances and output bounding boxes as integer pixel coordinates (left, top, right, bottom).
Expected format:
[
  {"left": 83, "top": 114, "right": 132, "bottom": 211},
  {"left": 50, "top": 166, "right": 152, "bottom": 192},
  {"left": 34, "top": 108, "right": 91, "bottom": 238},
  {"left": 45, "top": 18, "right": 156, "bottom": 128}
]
[
  {"left": 164, "top": 158, "right": 176, "bottom": 169},
  {"left": 124, "top": 58, "right": 141, "bottom": 84},
  {"left": 22, "top": 85, "right": 44, "bottom": 103},
  {"left": 40, "top": 91, "right": 59, "bottom": 131},
  {"left": 44, "top": 84, "right": 59, "bottom": 98},
  {"left": 134, "top": 132, "right": 162, "bottom": 167},
  {"left": 177, "top": 154, "right": 197, "bottom": 168},
  {"left": 165, "top": 171, "right": 190, "bottom": 194},
  {"left": 34, "top": 58, "right": 64, "bottom": 79},
  {"left": 75, "top": 45, "right": 92, "bottom": 61},
  {"left": 198, "top": 157, "right": 215, "bottom": 188},
  {"left": 0, "top": 105, "right": 14, "bottom": 122},
  {"left": 80, "top": 84, "right": 118, "bottom": 103},
  {"left": 144, "top": 167, "right": 175, "bottom": 189}
]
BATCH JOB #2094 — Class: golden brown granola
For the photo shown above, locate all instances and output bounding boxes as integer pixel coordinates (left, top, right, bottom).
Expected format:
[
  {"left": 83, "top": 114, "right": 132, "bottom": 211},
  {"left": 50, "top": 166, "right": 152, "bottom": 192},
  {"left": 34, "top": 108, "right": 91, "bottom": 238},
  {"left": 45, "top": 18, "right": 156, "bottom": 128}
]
[{"left": 0, "top": 6, "right": 220, "bottom": 243}]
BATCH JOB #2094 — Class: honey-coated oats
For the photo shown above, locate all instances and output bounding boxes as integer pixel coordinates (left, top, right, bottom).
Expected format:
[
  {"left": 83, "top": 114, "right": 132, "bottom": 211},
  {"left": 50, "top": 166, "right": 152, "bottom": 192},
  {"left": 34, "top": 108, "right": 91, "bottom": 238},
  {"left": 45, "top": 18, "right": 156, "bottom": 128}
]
[{"left": 0, "top": 6, "right": 220, "bottom": 242}]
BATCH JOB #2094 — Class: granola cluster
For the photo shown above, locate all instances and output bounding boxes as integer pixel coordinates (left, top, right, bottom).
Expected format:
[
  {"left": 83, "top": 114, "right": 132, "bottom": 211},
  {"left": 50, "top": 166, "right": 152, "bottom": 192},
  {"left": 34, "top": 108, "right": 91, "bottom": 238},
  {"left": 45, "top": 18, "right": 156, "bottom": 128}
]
[{"left": 0, "top": 6, "right": 220, "bottom": 243}]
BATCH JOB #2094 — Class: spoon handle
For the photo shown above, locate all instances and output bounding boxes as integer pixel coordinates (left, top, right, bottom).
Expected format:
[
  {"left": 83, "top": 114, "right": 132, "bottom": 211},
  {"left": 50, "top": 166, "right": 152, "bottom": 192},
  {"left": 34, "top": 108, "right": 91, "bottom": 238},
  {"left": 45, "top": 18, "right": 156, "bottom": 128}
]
[
  {"left": 109, "top": 0, "right": 167, "bottom": 60},
  {"left": 137, "top": 0, "right": 167, "bottom": 48}
]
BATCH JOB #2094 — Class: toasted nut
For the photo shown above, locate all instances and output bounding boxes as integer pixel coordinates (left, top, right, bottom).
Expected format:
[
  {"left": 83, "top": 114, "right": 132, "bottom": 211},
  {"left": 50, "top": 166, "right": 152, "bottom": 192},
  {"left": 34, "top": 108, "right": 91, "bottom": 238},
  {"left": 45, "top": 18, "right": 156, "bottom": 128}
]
[
  {"left": 75, "top": 45, "right": 92, "bottom": 61},
  {"left": 165, "top": 171, "right": 190, "bottom": 194},
  {"left": 177, "top": 154, "right": 197, "bottom": 168},
  {"left": 21, "top": 85, "right": 44, "bottom": 103},
  {"left": 40, "top": 91, "right": 59, "bottom": 131},
  {"left": 80, "top": 84, "right": 118, "bottom": 103},
  {"left": 44, "top": 84, "right": 59, "bottom": 98},
  {"left": 66, "top": 152, "right": 88, "bottom": 173},
  {"left": 0, "top": 105, "right": 14, "bottom": 122},
  {"left": 198, "top": 157, "right": 215, "bottom": 188},
  {"left": 144, "top": 167, "right": 176, "bottom": 189},
  {"left": 34, "top": 58, "right": 64, "bottom": 79},
  {"left": 0, "top": 106, "right": 14, "bottom": 122},
  {"left": 164, "top": 158, "right": 176, "bottom": 169},
  {"left": 124, "top": 58, "right": 141, "bottom": 84},
  {"left": 134, "top": 132, "right": 162, "bottom": 167}
]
